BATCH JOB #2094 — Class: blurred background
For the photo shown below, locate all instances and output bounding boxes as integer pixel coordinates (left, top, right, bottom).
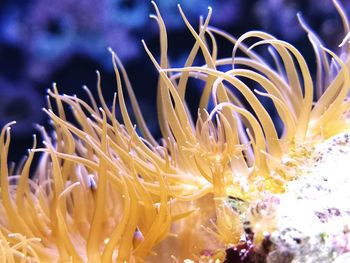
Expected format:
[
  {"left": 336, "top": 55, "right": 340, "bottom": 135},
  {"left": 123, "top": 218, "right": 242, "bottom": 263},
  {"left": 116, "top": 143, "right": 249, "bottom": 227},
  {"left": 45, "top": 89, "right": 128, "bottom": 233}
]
[{"left": 0, "top": 0, "right": 348, "bottom": 162}]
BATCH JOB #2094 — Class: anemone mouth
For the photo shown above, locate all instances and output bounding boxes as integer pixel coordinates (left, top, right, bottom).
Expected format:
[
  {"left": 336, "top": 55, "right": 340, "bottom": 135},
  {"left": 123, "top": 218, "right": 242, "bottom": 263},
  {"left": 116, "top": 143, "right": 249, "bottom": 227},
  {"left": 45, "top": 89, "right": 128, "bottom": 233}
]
[{"left": 0, "top": 1, "right": 350, "bottom": 262}]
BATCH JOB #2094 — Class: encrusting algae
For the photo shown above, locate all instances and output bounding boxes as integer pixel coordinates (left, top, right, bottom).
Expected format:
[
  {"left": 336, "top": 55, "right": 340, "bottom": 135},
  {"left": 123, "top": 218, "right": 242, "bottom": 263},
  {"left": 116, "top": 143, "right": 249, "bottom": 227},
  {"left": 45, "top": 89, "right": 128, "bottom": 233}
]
[{"left": 0, "top": 1, "right": 350, "bottom": 262}]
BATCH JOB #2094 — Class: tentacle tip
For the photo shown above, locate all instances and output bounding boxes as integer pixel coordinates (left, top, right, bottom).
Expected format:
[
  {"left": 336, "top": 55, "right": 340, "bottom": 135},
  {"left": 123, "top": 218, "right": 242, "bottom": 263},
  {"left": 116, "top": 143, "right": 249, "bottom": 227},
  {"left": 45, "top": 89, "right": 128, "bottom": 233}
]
[
  {"left": 107, "top": 47, "right": 114, "bottom": 54},
  {"left": 151, "top": 0, "right": 156, "bottom": 6}
]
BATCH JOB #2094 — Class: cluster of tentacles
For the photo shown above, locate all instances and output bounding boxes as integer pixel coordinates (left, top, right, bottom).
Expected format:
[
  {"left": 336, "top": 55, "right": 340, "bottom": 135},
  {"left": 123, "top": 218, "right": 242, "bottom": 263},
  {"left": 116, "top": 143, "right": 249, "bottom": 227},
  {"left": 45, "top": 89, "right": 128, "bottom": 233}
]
[{"left": 0, "top": 1, "right": 349, "bottom": 262}]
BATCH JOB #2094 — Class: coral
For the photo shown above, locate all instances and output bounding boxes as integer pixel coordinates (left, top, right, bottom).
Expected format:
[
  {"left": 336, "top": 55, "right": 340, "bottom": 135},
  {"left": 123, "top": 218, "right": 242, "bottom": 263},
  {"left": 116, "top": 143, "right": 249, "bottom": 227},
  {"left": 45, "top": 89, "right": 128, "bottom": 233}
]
[
  {"left": 0, "top": 0, "right": 350, "bottom": 262},
  {"left": 253, "top": 0, "right": 350, "bottom": 44},
  {"left": 0, "top": 0, "right": 241, "bottom": 81},
  {"left": 254, "top": 0, "right": 301, "bottom": 41},
  {"left": 0, "top": 78, "right": 44, "bottom": 138},
  {"left": 266, "top": 131, "right": 350, "bottom": 262},
  {"left": 0, "top": 0, "right": 140, "bottom": 80}
]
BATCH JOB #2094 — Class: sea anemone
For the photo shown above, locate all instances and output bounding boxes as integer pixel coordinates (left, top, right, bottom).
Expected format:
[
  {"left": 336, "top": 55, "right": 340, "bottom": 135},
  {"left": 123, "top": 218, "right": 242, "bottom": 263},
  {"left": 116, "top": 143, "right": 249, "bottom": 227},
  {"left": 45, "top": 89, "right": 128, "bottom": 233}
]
[{"left": 0, "top": 1, "right": 350, "bottom": 262}]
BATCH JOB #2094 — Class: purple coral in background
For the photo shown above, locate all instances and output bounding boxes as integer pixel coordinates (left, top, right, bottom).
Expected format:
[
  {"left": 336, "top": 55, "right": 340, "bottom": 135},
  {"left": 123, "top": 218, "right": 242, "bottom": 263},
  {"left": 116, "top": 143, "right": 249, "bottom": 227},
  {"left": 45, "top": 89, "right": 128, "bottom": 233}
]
[
  {"left": 0, "top": 0, "right": 140, "bottom": 80},
  {"left": 155, "top": 0, "right": 242, "bottom": 28},
  {"left": 0, "top": 0, "right": 242, "bottom": 82},
  {"left": 254, "top": 0, "right": 302, "bottom": 41},
  {"left": 0, "top": 0, "right": 243, "bottom": 153},
  {"left": 0, "top": 0, "right": 346, "bottom": 83},
  {"left": 0, "top": 77, "right": 44, "bottom": 163},
  {"left": 253, "top": 0, "right": 350, "bottom": 46},
  {"left": 0, "top": 78, "right": 43, "bottom": 135}
]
